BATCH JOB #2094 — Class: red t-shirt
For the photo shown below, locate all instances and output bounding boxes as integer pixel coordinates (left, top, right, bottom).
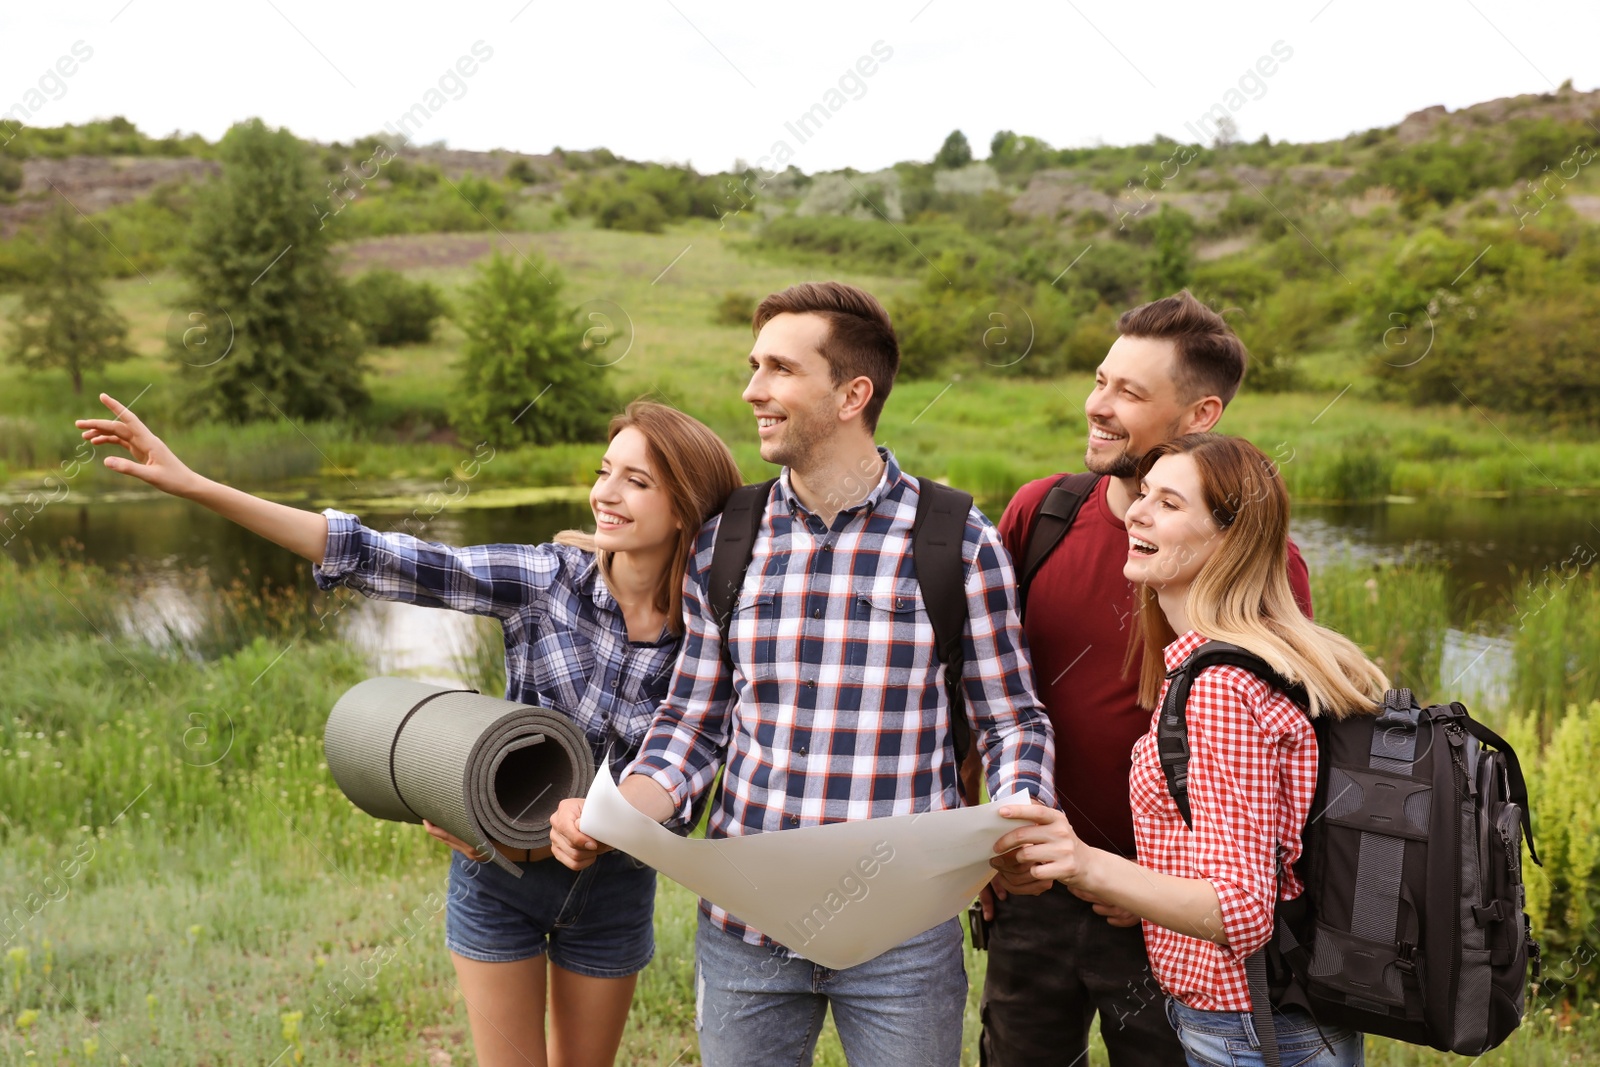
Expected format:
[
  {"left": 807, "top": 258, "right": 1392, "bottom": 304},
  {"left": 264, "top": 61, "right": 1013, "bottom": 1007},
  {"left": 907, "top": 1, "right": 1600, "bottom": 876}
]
[{"left": 998, "top": 474, "right": 1313, "bottom": 857}]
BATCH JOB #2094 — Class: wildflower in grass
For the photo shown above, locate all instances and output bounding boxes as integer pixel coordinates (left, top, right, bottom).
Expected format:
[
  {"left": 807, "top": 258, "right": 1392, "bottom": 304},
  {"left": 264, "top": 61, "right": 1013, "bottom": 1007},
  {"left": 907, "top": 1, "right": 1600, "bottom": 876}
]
[
  {"left": 40, "top": 940, "right": 52, "bottom": 978},
  {"left": 281, "top": 1010, "right": 306, "bottom": 1064},
  {"left": 82, "top": 1037, "right": 99, "bottom": 1058},
  {"left": 15, "top": 1008, "right": 39, "bottom": 1031},
  {"left": 7, "top": 946, "right": 27, "bottom": 992},
  {"left": 186, "top": 924, "right": 204, "bottom": 947},
  {"left": 145, "top": 993, "right": 157, "bottom": 1022}
]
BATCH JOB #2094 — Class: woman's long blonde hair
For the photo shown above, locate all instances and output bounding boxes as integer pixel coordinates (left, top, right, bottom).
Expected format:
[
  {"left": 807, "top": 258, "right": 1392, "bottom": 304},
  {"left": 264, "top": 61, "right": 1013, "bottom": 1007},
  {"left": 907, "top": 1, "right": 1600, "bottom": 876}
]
[
  {"left": 554, "top": 400, "right": 742, "bottom": 636},
  {"left": 1129, "top": 433, "right": 1388, "bottom": 718}
]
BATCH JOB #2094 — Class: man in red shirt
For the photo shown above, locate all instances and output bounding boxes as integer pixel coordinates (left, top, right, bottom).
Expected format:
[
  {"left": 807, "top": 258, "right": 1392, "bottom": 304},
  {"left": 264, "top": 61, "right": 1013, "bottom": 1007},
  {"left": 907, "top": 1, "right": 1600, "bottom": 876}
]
[{"left": 979, "top": 290, "right": 1313, "bottom": 1067}]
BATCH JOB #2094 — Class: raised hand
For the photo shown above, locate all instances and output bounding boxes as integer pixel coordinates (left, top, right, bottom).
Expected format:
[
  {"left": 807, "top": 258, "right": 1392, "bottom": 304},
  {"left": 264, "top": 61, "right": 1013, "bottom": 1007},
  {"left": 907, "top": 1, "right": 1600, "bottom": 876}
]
[
  {"left": 75, "top": 392, "right": 329, "bottom": 563},
  {"left": 74, "top": 393, "right": 200, "bottom": 498}
]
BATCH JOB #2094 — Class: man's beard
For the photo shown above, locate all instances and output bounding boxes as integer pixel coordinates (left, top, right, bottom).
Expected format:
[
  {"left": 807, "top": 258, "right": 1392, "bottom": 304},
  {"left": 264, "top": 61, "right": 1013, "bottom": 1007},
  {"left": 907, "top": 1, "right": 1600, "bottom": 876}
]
[
  {"left": 763, "top": 403, "right": 826, "bottom": 472},
  {"left": 1083, "top": 417, "right": 1184, "bottom": 478},
  {"left": 1085, "top": 446, "right": 1142, "bottom": 479}
]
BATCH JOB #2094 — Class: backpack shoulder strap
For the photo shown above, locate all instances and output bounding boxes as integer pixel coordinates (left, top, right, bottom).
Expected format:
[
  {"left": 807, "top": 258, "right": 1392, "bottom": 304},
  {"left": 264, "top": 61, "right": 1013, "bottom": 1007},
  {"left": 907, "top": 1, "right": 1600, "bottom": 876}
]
[
  {"left": 1157, "top": 640, "right": 1309, "bottom": 830},
  {"left": 706, "top": 479, "right": 777, "bottom": 668},
  {"left": 1459, "top": 714, "right": 1541, "bottom": 867},
  {"left": 910, "top": 478, "right": 976, "bottom": 796},
  {"left": 1018, "top": 472, "right": 1101, "bottom": 619}
]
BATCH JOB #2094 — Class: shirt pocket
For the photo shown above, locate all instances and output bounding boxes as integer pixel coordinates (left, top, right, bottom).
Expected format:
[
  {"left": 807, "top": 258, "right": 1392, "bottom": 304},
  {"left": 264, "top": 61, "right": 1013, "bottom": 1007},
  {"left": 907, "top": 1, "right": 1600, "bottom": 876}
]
[
  {"left": 727, "top": 589, "right": 778, "bottom": 683},
  {"left": 1128, "top": 746, "right": 1179, "bottom": 824},
  {"left": 844, "top": 578, "right": 936, "bottom": 686}
]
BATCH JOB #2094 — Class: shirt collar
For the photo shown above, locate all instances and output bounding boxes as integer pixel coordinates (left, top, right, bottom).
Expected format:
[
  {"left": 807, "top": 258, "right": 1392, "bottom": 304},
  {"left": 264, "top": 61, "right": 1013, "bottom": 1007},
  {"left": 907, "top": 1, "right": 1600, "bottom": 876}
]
[
  {"left": 582, "top": 553, "right": 675, "bottom": 644},
  {"left": 776, "top": 446, "right": 903, "bottom": 519},
  {"left": 1162, "top": 628, "right": 1212, "bottom": 672}
]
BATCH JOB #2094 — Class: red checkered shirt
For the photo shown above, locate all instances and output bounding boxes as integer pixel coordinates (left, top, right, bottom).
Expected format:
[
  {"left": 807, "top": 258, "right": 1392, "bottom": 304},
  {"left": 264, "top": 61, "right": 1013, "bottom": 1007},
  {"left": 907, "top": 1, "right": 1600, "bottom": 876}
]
[
  {"left": 1128, "top": 629, "right": 1319, "bottom": 1013},
  {"left": 628, "top": 449, "right": 1057, "bottom": 952}
]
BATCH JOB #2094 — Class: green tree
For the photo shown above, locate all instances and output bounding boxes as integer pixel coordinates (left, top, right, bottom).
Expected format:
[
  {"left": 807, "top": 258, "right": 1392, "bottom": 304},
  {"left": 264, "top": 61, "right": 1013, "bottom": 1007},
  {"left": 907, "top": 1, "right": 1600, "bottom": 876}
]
[
  {"left": 934, "top": 130, "right": 973, "bottom": 169},
  {"left": 452, "top": 252, "right": 617, "bottom": 445},
  {"left": 349, "top": 269, "right": 447, "bottom": 346},
  {"left": 5, "top": 203, "right": 136, "bottom": 394},
  {"left": 174, "top": 118, "right": 366, "bottom": 422},
  {"left": 1147, "top": 204, "right": 1195, "bottom": 296}
]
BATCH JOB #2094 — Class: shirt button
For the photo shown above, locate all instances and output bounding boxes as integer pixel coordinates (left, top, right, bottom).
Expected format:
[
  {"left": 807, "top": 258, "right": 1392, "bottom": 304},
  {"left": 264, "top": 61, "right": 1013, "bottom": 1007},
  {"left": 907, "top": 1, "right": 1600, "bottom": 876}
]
[
  {"left": 805, "top": 679, "right": 816, "bottom": 689},
  {"left": 611, "top": 678, "right": 619, "bottom": 689},
  {"left": 797, "top": 745, "right": 808, "bottom": 756},
  {"left": 788, "top": 815, "right": 800, "bottom": 826},
  {"left": 811, "top": 607, "right": 822, "bottom": 618},
  {"left": 822, "top": 544, "right": 833, "bottom": 552}
]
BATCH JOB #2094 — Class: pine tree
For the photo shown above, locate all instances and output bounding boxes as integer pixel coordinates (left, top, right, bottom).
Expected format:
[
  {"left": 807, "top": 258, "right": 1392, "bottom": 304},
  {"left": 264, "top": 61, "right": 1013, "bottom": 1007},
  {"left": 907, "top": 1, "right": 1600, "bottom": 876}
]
[
  {"left": 174, "top": 118, "right": 367, "bottom": 422},
  {"left": 452, "top": 252, "right": 617, "bottom": 446},
  {"left": 5, "top": 203, "right": 136, "bottom": 395},
  {"left": 935, "top": 130, "right": 973, "bottom": 169}
]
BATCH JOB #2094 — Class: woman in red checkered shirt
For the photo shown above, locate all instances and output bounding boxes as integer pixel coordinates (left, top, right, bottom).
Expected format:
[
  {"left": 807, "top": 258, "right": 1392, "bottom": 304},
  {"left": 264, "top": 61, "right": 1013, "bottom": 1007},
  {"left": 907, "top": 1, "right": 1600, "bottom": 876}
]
[{"left": 995, "top": 433, "right": 1387, "bottom": 1067}]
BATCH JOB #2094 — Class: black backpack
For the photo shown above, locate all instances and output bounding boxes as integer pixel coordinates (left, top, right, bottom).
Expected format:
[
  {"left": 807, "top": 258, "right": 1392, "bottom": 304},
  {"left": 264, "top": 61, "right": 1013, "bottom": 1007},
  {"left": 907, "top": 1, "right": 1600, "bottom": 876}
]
[
  {"left": 705, "top": 477, "right": 977, "bottom": 794},
  {"left": 1158, "top": 641, "right": 1541, "bottom": 1063},
  {"left": 1016, "top": 472, "right": 1101, "bottom": 619}
]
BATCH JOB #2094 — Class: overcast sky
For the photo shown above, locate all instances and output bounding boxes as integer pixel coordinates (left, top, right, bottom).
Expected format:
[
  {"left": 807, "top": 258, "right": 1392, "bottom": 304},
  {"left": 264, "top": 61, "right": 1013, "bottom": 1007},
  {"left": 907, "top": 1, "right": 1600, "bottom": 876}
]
[{"left": 5, "top": 1, "right": 1597, "bottom": 174}]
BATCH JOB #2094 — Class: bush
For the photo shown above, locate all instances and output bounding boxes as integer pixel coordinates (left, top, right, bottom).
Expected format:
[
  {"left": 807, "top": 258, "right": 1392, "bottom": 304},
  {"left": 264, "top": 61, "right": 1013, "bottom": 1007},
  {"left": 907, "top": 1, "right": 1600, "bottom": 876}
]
[
  {"left": 451, "top": 251, "right": 616, "bottom": 446},
  {"left": 349, "top": 269, "right": 446, "bottom": 346},
  {"left": 1228, "top": 281, "right": 1335, "bottom": 392},
  {"left": 0, "top": 157, "right": 22, "bottom": 195},
  {"left": 563, "top": 164, "right": 720, "bottom": 232},
  {"left": 754, "top": 215, "right": 987, "bottom": 275},
  {"left": 712, "top": 292, "right": 756, "bottom": 328},
  {"left": 1510, "top": 701, "right": 1600, "bottom": 1003}
]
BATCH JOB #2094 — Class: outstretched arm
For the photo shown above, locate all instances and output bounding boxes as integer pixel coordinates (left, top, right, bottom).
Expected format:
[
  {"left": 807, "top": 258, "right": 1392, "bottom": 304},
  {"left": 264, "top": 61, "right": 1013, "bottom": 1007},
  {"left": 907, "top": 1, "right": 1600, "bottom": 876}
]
[{"left": 76, "top": 392, "right": 328, "bottom": 564}]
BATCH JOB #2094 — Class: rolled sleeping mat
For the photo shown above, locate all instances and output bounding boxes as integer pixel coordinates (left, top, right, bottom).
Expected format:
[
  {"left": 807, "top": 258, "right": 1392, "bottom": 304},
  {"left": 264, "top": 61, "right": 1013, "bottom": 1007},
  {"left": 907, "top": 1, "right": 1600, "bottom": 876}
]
[{"left": 324, "top": 677, "right": 596, "bottom": 877}]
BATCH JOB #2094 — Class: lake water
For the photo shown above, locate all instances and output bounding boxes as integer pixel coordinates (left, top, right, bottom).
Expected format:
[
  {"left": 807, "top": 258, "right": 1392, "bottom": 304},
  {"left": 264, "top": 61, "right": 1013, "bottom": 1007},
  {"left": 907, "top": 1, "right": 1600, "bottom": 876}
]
[{"left": 6, "top": 487, "right": 1597, "bottom": 700}]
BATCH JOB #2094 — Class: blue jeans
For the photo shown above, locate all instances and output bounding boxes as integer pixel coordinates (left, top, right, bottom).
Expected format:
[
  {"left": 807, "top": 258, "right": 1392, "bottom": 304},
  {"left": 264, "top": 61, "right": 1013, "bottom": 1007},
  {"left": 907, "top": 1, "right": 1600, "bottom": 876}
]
[
  {"left": 444, "top": 848, "right": 655, "bottom": 978},
  {"left": 1165, "top": 998, "right": 1363, "bottom": 1067},
  {"left": 694, "top": 910, "right": 968, "bottom": 1067}
]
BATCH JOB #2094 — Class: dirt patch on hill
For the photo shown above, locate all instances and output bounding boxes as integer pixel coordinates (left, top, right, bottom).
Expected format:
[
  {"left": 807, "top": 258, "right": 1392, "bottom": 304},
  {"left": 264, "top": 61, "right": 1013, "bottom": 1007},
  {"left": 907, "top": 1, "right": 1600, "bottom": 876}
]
[
  {"left": 334, "top": 233, "right": 496, "bottom": 274},
  {"left": 0, "top": 155, "right": 217, "bottom": 238}
]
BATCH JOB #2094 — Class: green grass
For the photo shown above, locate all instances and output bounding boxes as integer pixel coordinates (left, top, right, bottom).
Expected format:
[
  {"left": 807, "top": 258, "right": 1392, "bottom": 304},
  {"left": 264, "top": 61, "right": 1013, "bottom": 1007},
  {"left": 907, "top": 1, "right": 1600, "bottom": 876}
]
[
  {"left": 5, "top": 219, "right": 1600, "bottom": 504},
  {"left": 4, "top": 552, "right": 1600, "bottom": 1063}
]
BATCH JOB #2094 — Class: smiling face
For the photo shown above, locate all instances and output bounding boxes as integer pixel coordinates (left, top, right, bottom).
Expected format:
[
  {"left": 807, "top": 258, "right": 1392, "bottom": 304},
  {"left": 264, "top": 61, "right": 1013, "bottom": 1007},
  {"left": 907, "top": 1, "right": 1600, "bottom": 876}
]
[
  {"left": 1122, "top": 452, "right": 1225, "bottom": 593},
  {"left": 589, "top": 426, "right": 680, "bottom": 554},
  {"left": 1083, "top": 334, "right": 1193, "bottom": 478},
  {"left": 741, "top": 311, "right": 847, "bottom": 472}
]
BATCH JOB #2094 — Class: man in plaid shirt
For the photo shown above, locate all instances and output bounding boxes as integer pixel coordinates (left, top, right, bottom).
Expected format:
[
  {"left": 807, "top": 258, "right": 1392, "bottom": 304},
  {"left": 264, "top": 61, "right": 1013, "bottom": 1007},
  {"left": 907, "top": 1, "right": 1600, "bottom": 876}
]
[{"left": 552, "top": 281, "right": 1055, "bottom": 1066}]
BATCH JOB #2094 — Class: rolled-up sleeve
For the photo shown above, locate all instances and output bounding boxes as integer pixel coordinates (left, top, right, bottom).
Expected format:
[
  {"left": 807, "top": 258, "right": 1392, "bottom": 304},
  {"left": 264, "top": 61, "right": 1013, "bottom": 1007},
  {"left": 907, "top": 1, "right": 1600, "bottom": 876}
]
[
  {"left": 312, "top": 508, "right": 555, "bottom": 622},
  {"left": 963, "top": 522, "right": 1056, "bottom": 807},
  {"left": 625, "top": 521, "right": 735, "bottom": 828}
]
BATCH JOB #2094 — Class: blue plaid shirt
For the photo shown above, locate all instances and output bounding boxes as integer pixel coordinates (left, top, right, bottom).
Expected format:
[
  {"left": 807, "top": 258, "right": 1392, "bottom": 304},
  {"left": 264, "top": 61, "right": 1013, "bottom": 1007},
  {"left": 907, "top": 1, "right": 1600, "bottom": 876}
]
[
  {"left": 313, "top": 511, "right": 680, "bottom": 771},
  {"left": 628, "top": 449, "right": 1056, "bottom": 948}
]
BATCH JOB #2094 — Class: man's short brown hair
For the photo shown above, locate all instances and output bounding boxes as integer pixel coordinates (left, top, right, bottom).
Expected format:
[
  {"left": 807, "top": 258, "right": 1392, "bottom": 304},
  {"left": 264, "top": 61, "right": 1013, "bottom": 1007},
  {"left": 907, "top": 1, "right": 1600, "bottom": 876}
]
[
  {"left": 1116, "top": 289, "right": 1249, "bottom": 406},
  {"left": 753, "top": 281, "right": 899, "bottom": 432}
]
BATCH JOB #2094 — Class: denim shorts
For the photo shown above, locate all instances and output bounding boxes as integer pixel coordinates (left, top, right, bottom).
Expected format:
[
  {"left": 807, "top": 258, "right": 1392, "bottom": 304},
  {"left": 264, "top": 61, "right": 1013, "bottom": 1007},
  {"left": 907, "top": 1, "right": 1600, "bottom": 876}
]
[
  {"left": 444, "top": 848, "right": 656, "bottom": 978},
  {"left": 1164, "top": 998, "right": 1363, "bottom": 1067}
]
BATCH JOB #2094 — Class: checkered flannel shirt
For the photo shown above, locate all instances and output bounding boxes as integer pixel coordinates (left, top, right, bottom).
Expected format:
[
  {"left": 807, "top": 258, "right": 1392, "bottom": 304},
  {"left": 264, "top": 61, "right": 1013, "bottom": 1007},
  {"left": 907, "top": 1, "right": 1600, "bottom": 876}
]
[
  {"left": 1129, "top": 628, "right": 1319, "bottom": 1013},
  {"left": 627, "top": 449, "right": 1056, "bottom": 950}
]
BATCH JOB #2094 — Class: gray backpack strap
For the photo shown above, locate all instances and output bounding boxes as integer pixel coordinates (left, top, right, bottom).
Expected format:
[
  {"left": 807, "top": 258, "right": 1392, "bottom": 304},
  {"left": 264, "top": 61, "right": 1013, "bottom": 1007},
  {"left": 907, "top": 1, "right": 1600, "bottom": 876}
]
[{"left": 1247, "top": 951, "right": 1284, "bottom": 1067}]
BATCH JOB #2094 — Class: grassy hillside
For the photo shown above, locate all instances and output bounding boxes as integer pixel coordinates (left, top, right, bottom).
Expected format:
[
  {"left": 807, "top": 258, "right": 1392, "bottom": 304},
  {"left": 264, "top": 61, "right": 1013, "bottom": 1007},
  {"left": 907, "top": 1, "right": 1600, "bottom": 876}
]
[{"left": 3, "top": 217, "right": 1598, "bottom": 512}]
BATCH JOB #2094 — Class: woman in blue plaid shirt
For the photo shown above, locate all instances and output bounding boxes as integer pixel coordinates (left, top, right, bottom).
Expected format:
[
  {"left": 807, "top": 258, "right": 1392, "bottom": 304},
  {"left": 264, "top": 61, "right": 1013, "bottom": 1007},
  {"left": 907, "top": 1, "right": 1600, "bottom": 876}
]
[{"left": 78, "top": 394, "right": 742, "bottom": 1067}]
